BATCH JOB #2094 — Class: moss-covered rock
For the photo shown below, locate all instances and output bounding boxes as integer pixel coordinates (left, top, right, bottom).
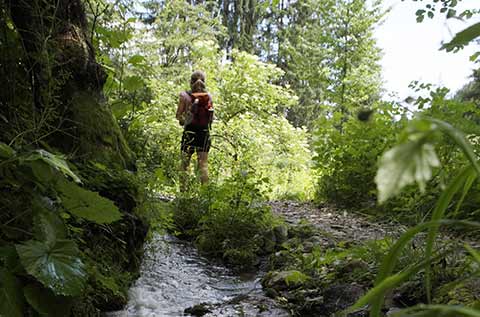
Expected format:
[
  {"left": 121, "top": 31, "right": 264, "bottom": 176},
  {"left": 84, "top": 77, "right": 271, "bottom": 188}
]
[
  {"left": 262, "top": 270, "right": 310, "bottom": 291},
  {"left": 434, "top": 278, "right": 480, "bottom": 307}
]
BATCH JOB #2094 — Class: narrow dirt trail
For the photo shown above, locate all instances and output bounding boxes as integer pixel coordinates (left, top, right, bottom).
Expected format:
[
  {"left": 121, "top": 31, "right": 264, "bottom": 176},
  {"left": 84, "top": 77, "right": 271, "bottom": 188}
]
[{"left": 270, "top": 200, "right": 405, "bottom": 243}]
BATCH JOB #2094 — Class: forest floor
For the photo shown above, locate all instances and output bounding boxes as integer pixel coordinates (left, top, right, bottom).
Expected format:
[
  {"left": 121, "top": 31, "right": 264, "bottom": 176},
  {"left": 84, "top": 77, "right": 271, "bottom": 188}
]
[
  {"left": 205, "top": 201, "right": 410, "bottom": 317},
  {"left": 260, "top": 201, "right": 480, "bottom": 316},
  {"left": 270, "top": 200, "right": 406, "bottom": 243},
  {"left": 154, "top": 198, "right": 478, "bottom": 316}
]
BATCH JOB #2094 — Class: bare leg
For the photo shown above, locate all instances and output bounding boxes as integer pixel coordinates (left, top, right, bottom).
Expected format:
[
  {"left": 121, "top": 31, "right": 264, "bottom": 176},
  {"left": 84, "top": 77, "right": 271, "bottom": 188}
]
[
  {"left": 197, "top": 151, "right": 209, "bottom": 184},
  {"left": 180, "top": 151, "right": 192, "bottom": 191}
]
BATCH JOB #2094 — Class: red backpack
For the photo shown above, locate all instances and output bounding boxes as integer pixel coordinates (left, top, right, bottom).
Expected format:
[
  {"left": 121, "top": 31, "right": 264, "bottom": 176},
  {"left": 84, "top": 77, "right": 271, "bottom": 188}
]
[{"left": 187, "top": 91, "right": 213, "bottom": 128}]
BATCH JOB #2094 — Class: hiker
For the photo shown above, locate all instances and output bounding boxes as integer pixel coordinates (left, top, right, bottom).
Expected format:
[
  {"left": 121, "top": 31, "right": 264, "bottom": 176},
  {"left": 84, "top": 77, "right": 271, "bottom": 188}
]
[{"left": 176, "top": 70, "right": 214, "bottom": 187}]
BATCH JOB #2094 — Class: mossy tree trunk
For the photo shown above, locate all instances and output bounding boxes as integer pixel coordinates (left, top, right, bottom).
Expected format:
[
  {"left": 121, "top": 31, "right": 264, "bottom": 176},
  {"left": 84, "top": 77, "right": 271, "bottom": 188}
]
[{"left": 7, "top": 0, "right": 134, "bottom": 168}]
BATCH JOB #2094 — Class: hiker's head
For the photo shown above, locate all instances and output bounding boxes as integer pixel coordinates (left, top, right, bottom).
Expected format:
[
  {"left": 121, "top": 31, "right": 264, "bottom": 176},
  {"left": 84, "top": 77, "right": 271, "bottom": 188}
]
[{"left": 190, "top": 70, "right": 206, "bottom": 92}]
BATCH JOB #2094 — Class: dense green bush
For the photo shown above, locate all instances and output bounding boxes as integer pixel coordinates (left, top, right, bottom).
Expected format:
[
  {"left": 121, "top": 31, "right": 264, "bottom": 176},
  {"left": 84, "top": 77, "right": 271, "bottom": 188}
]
[
  {"left": 0, "top": 144, "right": 146, "bottom": 316},
  {"left": 313, "top": 103, "right": 406, "bottom": 207},
  {"left": 172, "top": 170, "right": 279, "bottom": 268},
  {"left": 382, "top": 87, "right": 480, "bottom": 223}
]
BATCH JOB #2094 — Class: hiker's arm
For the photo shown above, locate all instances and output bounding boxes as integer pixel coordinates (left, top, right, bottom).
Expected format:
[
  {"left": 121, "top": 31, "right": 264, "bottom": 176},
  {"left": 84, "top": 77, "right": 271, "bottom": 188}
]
[
  {"left": 176, "top": 93, "right": 186, "bottom": 126},
  {"left": 208, "top": 94, "right": 214, "bottom": 124}
]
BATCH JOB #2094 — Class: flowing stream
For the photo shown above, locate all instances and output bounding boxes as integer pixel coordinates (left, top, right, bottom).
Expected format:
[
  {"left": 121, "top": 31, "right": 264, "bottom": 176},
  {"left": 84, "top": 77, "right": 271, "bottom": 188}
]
[{"left": 108, "top": 233, "right": 287, "bottom": 317}]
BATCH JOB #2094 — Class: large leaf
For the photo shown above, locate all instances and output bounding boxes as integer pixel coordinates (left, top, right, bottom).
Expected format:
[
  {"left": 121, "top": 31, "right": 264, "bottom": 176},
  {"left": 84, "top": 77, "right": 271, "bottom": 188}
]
[
  {"left": 442, "top": 22, "right": 480, "bottom": 52},
  {"left": 375, "top": 139, "right": 440, "bottom": 203},
  {"left": 123, "top": 75, "right": 144, "bottom": 92},
  {"left": 56, "top": 179, "right": 122, "bottom": 224},
  {"left": 0, "top": 269, "right": 24, "bottom": 317},
  {"left": 23, "top": 150, "right": 81, "bottom": 183},
  {"left": 23, "top": 284, "right": 73, "bottom": 317},
  {"left": 26, "top": 160, "right": 55, "bottom": 185},
  {"left": 16, "top": 239, "right": 87, "bottom": 296}
]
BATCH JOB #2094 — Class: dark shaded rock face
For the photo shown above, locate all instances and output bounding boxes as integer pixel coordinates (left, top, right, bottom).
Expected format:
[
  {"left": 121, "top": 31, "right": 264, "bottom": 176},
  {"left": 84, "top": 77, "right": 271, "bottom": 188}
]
[
  {"left": 287, "top": 283, "right": 366, "bottom": 317},
  {"left": 196, "top": 294, "right": 290, "bottom": 317},
  {"left": 184, "top": 303, "right": 212, "bottom": 316},
  {"left": 322, "top": 283, "right": 365, "bottom": 314}
]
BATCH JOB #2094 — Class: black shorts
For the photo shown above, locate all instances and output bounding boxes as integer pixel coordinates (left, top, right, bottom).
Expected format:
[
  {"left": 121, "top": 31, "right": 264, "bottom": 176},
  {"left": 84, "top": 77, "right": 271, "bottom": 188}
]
[{"left": 181, "top": 127, "right": 211, "bottom": 154}]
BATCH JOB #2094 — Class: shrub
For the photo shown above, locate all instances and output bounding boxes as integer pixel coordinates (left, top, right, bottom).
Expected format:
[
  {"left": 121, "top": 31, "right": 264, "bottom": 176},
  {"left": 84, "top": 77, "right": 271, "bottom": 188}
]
[{"left": 172, "top": 170, "right": 278, "bottom": 268}]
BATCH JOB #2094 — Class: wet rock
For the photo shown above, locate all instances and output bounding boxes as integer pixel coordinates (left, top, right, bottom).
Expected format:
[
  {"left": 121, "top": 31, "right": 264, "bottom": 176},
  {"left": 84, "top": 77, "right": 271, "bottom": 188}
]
[
  {"left": 303, "top": 241, "right": 315, "bottom": 253},
  {"left": 386, "top": 307, "right": 403, "bottom": 316},
  {"left": 265, "top": 287, "right": 280, "bottom": 298},
  {"left": 321, "top": 283, "right": 365, "bottom": 315},
  {"left": 393, "top": 280, "right": 426, "bottom": 307},
  {"left": 207, "top": 294, "right": 290, "bottom": 317},
  {"left": 184, "top": 303, "right": 212, "bottom": 316},
  {"left": 306, "top": 235, "right": 323, "bottom": 245}
]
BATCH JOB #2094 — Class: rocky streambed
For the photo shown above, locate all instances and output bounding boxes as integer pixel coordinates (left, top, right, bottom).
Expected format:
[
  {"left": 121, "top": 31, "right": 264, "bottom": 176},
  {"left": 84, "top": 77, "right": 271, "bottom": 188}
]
[
  {"left": 108, "top": 201, "right": 479, "bottom": 316},
  {"left": 107, "top": 234, "right": 288, "bottom": 316}
]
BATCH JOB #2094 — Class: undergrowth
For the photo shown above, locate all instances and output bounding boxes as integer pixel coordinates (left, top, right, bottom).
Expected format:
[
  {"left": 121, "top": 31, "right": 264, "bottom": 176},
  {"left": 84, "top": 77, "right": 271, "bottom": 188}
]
[
  {"left": 171, "top": 170, "right": 282, "bottom": 269},
  {"left": 0, "top": 143, "right": 146, "bottom": 316}
]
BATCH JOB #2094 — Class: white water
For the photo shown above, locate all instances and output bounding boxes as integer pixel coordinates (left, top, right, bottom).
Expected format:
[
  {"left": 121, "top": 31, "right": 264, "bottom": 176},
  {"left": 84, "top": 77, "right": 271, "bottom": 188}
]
[{"left": 108, "top": 234, "right": 266, "bottom": 317}]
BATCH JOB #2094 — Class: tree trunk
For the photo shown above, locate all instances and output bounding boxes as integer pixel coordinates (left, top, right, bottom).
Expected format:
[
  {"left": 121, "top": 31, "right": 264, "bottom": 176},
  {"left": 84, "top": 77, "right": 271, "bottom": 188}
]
[{"left": 7, "top": 0, "right": 134, "bottom": 168}]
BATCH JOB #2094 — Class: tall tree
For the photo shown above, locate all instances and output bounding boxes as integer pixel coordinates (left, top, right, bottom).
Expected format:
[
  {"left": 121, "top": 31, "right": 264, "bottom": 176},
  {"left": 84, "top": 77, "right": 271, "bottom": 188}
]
[
  {"left": 217, "top": 0, "right": 263, "bottom": 53},
  {"left": 3, "top": 0, "right": 133, "bottom": 167},
  {"left": 216, "top": 0, "right": 384, "bottom": 128},
  {"left": 278, "top": 0, "right": 384, "bottom": 128}
]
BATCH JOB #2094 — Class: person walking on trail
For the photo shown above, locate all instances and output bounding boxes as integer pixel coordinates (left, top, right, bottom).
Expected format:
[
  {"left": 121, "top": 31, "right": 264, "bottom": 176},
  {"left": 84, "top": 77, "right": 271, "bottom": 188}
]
[{"left": 176, "top": 71, "right": 214, "bottom": 187}]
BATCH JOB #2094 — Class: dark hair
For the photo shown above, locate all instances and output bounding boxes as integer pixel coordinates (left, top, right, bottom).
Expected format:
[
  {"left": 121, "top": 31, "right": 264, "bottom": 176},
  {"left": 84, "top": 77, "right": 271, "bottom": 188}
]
[
  {"left": 190, "top": 70, "right": 206, "bottom": 92},
  {"left": 191, "top": 79, "right": 206, "bottom": 93}
]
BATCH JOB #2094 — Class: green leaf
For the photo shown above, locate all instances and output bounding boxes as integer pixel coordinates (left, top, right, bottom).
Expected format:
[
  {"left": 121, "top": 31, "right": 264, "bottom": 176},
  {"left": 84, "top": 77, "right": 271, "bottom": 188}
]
[
  {"left": 92, "top": 268, "right": 121, "bottom": 296},
  {"left": 23, "top": 150, "right": 81, "bottom": 183},
  {"left": 427, "top": 118, "right": 480, "bottom": 177},
  {"left": 123, "top": 75, "right": 144, "bottom": 92},
  {"left": 424, "top": 166, "right": 475, "bottom": 302},
  {"left": 0, "top": 269, "right": 24, "bottom": 317},
  {"left": 284, "top": 270, "right": 309, "bottom": 286},
  {"left": 111, "top": 100, "right": 132, "bottom": 119},
  {"left": 128, "top": 55, "right": 145, "bottom": 65},
  {"left": 56, "top": 179, "right": 122, "bottom": 224},
  {"left": 0, "top": 246, "right": 19, "bottom": 270},
  {"left": 23, "top": 284, "right": 73, "bottom": 317},
  {"left": 0, "top": 142, "right": 15, "bottom": 159},
  {"left": 465, "top": 244, "right": 480, "bottom": 264},
  {"left": 350, "top": 254, "right": 438, "bottom": 315},
  {"left": 363, "top": 218, "right": 480, "bottom": 316},
  {"left": 375, "top": 139, "right": 440, "bottom": 203},
  {"left": 32, "top": 207, "right": 66, "bottom": 244},
  {"left": 452, "top": 169, "right": 476, "bottom": 218},
  {"left": 16, "top": 239, "right": 87, "bottom": 296},
  {"left": 442, "top": 22, "right": 480, "bottom": 51},
  {"left": 446, "top": 9, "right": 457, "bottom": 19},
  {"left": 350, "top": 221, "right": 480, "bottom": 316},
  {"left": 470, "top": 52, "right": 480, "bottom": 62},
  {"left": 27, "top": 160, "right": 55, "bottom": 184}
]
